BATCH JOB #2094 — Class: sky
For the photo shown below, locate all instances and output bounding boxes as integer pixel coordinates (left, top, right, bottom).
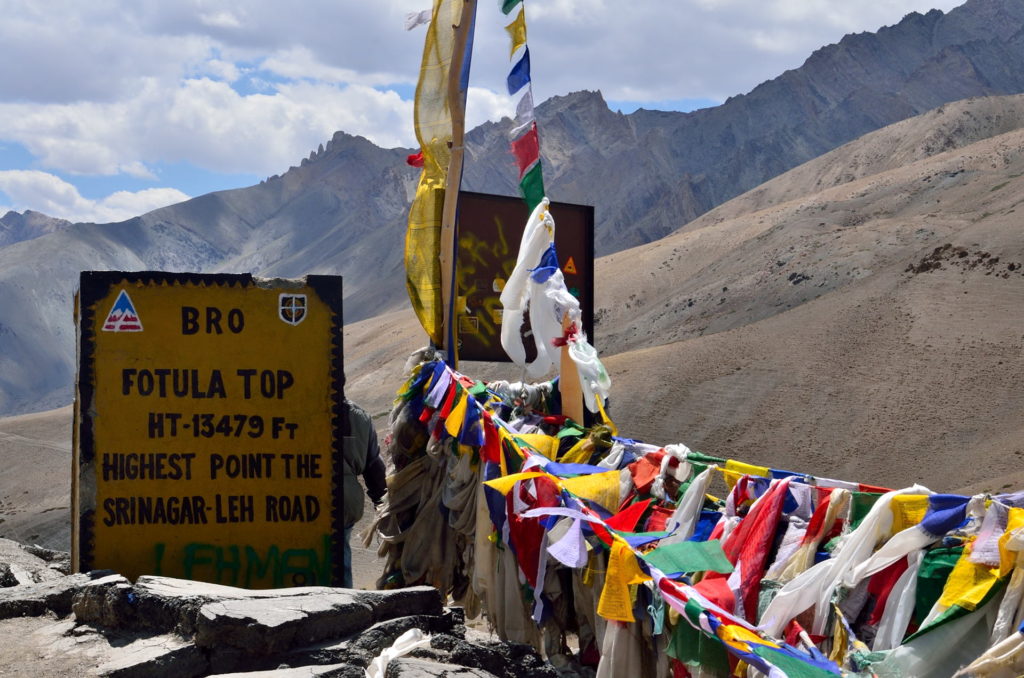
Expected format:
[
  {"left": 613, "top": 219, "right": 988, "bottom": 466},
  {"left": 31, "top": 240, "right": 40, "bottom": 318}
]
[{"left": 0, "top": 0, "right": 966, "bottom": 224}]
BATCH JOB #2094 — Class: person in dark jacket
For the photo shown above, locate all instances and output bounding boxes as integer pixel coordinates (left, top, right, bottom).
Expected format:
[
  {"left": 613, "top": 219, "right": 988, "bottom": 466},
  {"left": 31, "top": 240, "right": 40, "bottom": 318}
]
[{"left": 342, "top": 398, "right": 386, "bottom": 588}]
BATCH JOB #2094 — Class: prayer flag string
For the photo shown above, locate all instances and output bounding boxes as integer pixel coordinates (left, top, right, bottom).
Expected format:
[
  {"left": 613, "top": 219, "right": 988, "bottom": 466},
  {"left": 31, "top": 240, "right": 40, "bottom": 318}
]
[{"left": 501, "top": 1, "right": 544, "bottom": 211}]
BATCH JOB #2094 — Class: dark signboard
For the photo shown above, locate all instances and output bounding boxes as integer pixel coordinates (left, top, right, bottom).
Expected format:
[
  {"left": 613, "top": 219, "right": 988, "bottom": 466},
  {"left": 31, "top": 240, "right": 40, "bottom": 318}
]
[{"left": 454, "top": 191, "right": 594, "bottom": 363}]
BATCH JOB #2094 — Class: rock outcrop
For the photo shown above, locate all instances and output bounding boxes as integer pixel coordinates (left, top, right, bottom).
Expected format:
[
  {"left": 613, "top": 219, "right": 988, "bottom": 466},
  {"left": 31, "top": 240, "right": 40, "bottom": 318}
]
[
  {"left": 0, "top": 538, "right": 570, "bottom": 678},
  {"left": 0, "top": 210, "right": 70, "bottom": 248}
]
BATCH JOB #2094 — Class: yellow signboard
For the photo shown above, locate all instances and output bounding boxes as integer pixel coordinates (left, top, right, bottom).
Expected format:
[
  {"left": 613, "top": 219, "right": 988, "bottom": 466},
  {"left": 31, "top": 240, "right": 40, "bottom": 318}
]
[{"left": 73, "top": 272, "right": 346, "bottom": 588}]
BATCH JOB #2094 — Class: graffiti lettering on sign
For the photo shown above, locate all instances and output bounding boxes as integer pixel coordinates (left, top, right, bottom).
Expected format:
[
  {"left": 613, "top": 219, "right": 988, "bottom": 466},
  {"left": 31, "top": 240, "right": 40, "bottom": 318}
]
[
  {"left": 456, "top": 216, "right": 515, "bottom": 345},
  {"left": 152, "top": 535, "right": 333, "bottom": 588}
]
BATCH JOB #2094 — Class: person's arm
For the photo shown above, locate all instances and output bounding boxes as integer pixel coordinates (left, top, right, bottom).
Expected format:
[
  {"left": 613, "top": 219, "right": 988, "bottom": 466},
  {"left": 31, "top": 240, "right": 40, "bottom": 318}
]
[{"left": 362, "top": 433, "right": 387, "bottom": 505}]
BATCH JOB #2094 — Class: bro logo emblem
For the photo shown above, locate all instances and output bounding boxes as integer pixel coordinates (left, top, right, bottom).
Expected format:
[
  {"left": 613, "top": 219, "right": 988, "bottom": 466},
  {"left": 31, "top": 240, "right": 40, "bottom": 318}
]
[
  {"left": 278, "top": 294, "right": 307, "bottom": 326},
  {"left": 102, "top": 290, "right": 143, "bottom": 332}
]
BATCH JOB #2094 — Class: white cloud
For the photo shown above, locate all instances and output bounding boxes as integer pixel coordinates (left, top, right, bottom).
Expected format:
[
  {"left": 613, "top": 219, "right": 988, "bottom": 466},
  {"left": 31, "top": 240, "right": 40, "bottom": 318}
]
[
  {"left": 0, "top": 170, "right": 189, "bottom": 223},
  {"left": 199, "top": 10, "right": 243, "bottom": 30},
  {"left": 99, "top": 188, "right": 192, "bottom": 220},
  {"left": 466, "top": 87, "right": 517, "bottom": 131},
  {"left": 261, "top": 47, "right": 408, "bottom": 87},
  {"left": 0, "top": 3, "right": 213, "bottom": 104},
  {"left": 0, "top": 77, "right": 416, "bottom": 179},
  {"left": 472, "top": 0, "right": 967, "bottom": 103},
  {"left": 199, "top": 59, "right": 242, "bottom": 83},
  {"left": 0, "top": 0, "right": 975, "bottom": 216}
]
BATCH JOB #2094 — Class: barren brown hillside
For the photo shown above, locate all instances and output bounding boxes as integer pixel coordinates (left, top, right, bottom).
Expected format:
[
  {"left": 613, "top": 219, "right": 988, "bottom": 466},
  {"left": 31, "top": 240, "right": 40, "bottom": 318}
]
[
  {"left": 596, "top": 95, "right": 1024, "bottom": 491},
  {"left": 349, "top": 95, "right": 1024, "bottom": 494},
  {"left": 3, "top": 95, "right": 1024, "bottom": 555}
]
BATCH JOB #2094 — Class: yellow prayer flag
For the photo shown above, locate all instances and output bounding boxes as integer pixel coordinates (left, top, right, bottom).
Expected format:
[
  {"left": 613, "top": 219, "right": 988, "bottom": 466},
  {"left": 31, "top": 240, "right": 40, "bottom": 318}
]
[
  {"left": 718, "top": 622, "right": 779, "bottom": 651},
  {"left": 938, "top": 540, "right": 1001, "bottom": 611},
  {"left": 596, "top": 395, "right": 619, "bottom": 437},
  {"left": 482, "top": 471, "right": 549, "bottom": 496},
  {"left": 514, "top": 433, "right": 558, "bottom": 460},
  {"left": 999, "top": 508, "right": 1024, "bottom": 577},
  {"left": 559, "top": 438, "right": 592, "bottom": 465},
  {"left": 405, "top": 0, "right": 466, "bottom": 345},
  {"left": 597, "top": 541, "right": 648, "bottom": 622},
  {"left": 444, "top": 389, "right": 469, "bottom": 438},
  {"left": 562, "top": 470, "right": 621, "bottom": 512},
  {"left": 890, "top": 494, "right": 930, "bottom": 533},
  {"left": 723, "top": 459, "right": 770, "bottom": 490},
  {"left": 505, "top": 7, "right": 527, "bottom": 58},
  {"left": 829, "top": 604, "right": 849, "bottom": 666}
]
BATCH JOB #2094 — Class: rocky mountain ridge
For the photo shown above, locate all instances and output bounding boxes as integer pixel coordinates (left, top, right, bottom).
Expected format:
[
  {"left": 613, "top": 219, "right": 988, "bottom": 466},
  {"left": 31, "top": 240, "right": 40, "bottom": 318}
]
[
  {"left": 3, "top": 0, "right": 1024, "bottom": 416},
  {"left": 3, "top": 92, "right": 1024, "bottom": 603},
  {"left": 0, "top": 209, "right": 70, "bottom": 248},
  {"left": 335, "top": 92, "right": 1024, "bottom": 496}
]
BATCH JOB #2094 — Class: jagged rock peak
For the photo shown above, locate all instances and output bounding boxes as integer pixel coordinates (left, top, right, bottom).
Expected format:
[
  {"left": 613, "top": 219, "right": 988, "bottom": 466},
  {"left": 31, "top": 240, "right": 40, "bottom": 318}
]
[{"left": 538, "top": 89, "right": 607, "bottom": 112}]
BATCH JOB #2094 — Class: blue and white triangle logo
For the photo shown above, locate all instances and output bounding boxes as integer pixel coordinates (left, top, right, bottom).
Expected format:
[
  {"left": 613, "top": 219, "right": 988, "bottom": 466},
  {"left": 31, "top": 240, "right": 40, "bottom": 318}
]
[{"left": 102, "top": 290, "right": 143, "bottom": 332}]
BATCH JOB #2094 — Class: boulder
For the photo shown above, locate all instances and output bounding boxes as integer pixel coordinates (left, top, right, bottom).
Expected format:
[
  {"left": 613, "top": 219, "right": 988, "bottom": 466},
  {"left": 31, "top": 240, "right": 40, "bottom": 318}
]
[
  {"left": 207, "top": 664, "right": 362, "bottom": 678},
  {"left": 94, "top": 633, "right": 208, "bottom": 678},
  {"left": 0, "top": 570, "right": 123, "bottom": 619},
  {"left": 0, "top": 537, "right": 67, "bottom": 585},
  {"left": 194, "top": 590, "right": 374, "bottom": 654},
  {"left": 0, "top": 559, "right": 574, "bottom": 678},
  {"left": 385, "top": 657, "right": 498, "bottom": 677}
]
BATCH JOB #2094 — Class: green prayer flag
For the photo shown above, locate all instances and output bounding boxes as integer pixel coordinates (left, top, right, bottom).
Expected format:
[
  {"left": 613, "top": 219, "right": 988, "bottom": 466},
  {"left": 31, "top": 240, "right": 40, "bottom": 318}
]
[
  {"left": 906, "top": 575, "right": 1006, "bottom": 641},
  {"left": 752, "top": 646, "right": 838, "bottom": 678},
  {"left": 641, "top": 539, "right": 734, "bottom": 575},
  {"left": 913, "top": 545, "right": 963, "bottom": 627},
  {"left": 519, "top": 162, "right": 545, "bottom": 212},
  {"left": 667, "top": 618, "right": 729, "bottom": 672},
  {"left": 849, "top": 491, "right": 884, "bottom": 530},
  {"left": 556, "top": 425, "right": 585, "bottom": 439},
  {"left": 501, "top": 0, "right": 519, "bottom": 15}
]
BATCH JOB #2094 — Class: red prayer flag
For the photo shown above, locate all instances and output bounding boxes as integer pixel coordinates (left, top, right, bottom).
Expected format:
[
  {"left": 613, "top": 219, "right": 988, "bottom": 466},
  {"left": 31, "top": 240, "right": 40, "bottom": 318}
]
[
  {"left": 801, "top": 493, "right": 832, "bottom": 545},
  {"left": 722, "top": 478, "right": 793, "bottom": 621},
  {"left": 480, "top": 413, "right": 501, "bottom": 463},
  {"left": 628, "top": 452, "right": 664, "bottom": 495},
  {"left": 406, "top": 151, "right": 424, "bottom": 167},
  {"left": 606, "top": 498, "right": 652, "bottom": 533},
  {"left": 510, "top": 122, "right": 540, "bottom": 177},
  {"left": 645, "top": 505, "right": 675, "bottom": 532},
  {"left": 439, "top": 384, "right": 459, "bottom": 418},
  {"left": 866, "top": 556, "right": 910, "bottom": 626}
]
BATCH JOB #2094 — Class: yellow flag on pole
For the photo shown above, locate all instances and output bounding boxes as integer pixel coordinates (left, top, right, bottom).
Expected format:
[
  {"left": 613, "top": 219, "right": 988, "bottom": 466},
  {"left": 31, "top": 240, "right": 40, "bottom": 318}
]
[{"left": 406, "top": 0, "right": 466, "bottom": 346}]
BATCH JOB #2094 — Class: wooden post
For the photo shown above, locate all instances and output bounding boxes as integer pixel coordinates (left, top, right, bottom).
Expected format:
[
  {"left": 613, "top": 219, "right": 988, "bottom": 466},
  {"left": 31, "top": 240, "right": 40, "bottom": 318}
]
[
  {"left": 559, "top": 313, "right": 585, "bottom": 424},
  {"left": 439, "top": 0, "right": 477, "bottom": 369}
]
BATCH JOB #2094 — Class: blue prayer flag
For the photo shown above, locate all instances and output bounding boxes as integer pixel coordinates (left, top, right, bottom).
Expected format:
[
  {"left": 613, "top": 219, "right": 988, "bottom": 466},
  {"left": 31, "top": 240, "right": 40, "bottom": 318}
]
[{"left": 507, "top": 47, "right": 531, "bottom": 94}]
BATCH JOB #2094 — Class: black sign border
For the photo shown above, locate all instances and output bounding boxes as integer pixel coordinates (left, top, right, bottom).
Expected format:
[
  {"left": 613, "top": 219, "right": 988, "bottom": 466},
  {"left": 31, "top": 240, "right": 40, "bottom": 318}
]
[{"left": 76, "top": 271, "right": 347, "bottom": 586}]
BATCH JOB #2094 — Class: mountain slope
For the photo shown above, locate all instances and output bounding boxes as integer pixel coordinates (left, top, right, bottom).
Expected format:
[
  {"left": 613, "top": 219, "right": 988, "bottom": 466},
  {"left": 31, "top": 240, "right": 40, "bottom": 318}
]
[
  {"left": 347, "top": 94, "right": 1024, "bottom": 494},
  {"left": 5, "top": 0, "right": 1024, "bottom": 415},
  {"left": 0, "top": 210, "right": 69, "bottom": 248},
  {"left": 5, "top": 94, "right": 1024, "bottom": 551},
  {"left": 464, "top": 0, "right": 1024, "bottom": 252}
]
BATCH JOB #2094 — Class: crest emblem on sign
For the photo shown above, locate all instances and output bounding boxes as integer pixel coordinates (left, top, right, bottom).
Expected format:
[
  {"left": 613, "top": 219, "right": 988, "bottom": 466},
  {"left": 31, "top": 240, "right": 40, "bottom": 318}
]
[
  {"left": 279, "top": 294, "right": 307, "bottom": 326},
  {"left": 102, "top": 290, "right": 143, "bottom": 332}
]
